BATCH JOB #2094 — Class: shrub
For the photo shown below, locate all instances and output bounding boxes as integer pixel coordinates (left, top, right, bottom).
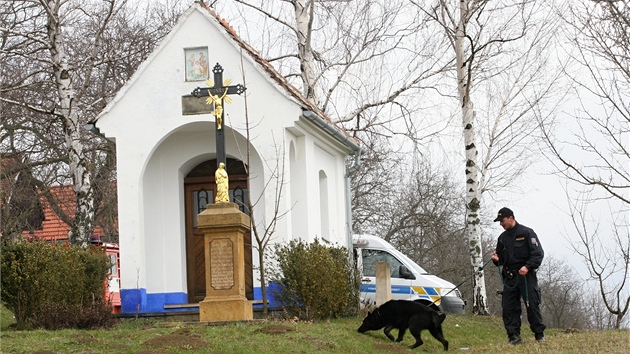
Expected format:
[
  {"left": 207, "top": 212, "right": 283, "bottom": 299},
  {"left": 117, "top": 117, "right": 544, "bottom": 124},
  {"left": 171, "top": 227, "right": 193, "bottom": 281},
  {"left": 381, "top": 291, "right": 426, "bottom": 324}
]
[
  {"left": 0, "top": 239, "right": 114, "bottom": 329},
  {"left": 267, "top": 239, "right": 360, "bottom": 321},
  {"left": 32, "top": 298, "right": 114, "bottom": 330}
]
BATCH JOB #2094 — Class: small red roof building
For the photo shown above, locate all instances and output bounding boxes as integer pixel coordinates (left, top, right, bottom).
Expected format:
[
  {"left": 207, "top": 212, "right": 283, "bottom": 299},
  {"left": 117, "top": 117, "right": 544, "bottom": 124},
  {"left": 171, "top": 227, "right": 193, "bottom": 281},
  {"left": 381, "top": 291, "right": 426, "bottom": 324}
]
[
  {"left": 25, "top": 185, "right": 110, "bottom": 243},
  {"left": 2, "top": 155, "right": 113, "bottom": 243}
]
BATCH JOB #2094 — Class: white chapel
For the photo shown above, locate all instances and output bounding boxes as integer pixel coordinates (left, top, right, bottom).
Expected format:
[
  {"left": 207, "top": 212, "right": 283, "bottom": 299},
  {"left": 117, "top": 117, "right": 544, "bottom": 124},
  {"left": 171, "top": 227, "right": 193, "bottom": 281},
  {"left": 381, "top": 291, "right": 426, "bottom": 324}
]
[{"left": 91, "top": 2, "right": 361, "bottom": 314}]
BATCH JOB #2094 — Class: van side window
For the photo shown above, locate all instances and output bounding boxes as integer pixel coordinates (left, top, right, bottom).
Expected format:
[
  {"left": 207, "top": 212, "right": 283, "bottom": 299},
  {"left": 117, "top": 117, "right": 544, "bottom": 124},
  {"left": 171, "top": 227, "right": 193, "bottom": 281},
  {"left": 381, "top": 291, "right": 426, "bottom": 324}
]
[{"left": 362, "top": 249, "right": 403, "bottom": 278}]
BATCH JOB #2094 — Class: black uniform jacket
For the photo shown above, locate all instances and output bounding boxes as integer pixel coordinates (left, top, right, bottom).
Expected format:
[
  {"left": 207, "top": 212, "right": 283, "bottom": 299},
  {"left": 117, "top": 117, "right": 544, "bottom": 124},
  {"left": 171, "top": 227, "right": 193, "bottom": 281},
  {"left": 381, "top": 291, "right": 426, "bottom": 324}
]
[{"left": 493, "top": 222, "right": 544, "bottom": 271}]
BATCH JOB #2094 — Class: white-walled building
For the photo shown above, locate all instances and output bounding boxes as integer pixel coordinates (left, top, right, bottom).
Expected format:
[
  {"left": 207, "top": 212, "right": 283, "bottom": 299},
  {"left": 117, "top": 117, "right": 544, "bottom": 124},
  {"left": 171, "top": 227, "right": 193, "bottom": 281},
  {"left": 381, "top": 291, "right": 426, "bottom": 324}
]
[{"left": 92, "top": 2, "right": 360, "bottom": 314}]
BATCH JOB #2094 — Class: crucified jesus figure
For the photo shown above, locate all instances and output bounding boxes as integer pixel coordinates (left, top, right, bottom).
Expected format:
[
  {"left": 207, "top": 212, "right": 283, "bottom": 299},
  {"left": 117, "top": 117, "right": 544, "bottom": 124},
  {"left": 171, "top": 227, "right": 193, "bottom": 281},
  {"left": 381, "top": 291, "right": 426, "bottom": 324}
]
[{"left": 206, "top": 88, "right": 228, "bottom": 129}]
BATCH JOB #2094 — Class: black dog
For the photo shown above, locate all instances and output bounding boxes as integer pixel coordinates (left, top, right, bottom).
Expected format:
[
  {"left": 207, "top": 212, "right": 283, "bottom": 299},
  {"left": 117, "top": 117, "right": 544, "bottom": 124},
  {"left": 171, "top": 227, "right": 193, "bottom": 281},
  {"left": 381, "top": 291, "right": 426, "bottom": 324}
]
[{"left": 357, "top": 300, "right": 449, "bottom": 350}]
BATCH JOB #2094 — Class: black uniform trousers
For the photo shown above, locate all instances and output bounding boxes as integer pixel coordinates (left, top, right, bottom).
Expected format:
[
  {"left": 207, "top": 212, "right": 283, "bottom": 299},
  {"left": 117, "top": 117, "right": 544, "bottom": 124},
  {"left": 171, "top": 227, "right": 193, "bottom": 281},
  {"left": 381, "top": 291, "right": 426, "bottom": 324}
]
[{"left": 501, "top": 270, "right": 546, "bottom": 337}]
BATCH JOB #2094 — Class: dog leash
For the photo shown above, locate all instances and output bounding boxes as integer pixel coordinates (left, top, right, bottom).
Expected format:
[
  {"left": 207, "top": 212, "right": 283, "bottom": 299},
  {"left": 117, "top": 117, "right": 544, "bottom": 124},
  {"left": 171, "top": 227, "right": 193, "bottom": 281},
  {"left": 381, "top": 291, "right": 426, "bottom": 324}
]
[
  {"left": 424, "top": 258, "right": 495, "bottom": 309},
  {"left": 431, "top": 258, "right": 531, "bottom": 310},
  {"left": 478, "top": 258, "right": 493, "bottom": 271},
  {"left": 497, "top": 264, "right": 529, "bottom": 309}
]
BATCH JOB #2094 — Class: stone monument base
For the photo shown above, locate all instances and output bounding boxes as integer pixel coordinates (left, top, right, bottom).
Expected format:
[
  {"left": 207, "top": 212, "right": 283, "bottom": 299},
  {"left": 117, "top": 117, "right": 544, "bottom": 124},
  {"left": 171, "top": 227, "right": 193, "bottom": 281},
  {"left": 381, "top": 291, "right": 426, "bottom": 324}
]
[
  {"left": 199, "top": 295, "right": 253, "bottom": 322},
  {"left": 197, "top": 202, "right": 252, "bottom": 323}
]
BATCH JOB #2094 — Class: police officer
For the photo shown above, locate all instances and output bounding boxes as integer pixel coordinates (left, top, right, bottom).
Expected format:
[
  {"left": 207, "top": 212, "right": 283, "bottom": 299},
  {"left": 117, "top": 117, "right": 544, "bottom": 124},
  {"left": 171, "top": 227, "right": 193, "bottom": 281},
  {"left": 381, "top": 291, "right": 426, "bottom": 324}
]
[{"left": 491, "top": 207, "right": 546, "bottom": 344}]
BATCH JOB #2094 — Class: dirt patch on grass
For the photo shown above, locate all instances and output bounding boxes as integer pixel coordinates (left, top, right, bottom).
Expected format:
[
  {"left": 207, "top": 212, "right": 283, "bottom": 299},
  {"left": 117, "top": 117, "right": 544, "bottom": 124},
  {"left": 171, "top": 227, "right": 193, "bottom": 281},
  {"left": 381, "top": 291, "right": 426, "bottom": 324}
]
[
  {"left": 172, "top": 327, "right": 195, "bottom": 335},
  {"left": 143, "top": 333, "right": 209, "bottom": 350},
  {"left": 255, "top": 324, "right": 295, "bottom": 335},
  {"left": 298, "top": 333, "right": 340, "bottom": 351},
  {"left": 72, "top": 333, "right": 99, "bottom": 345}
]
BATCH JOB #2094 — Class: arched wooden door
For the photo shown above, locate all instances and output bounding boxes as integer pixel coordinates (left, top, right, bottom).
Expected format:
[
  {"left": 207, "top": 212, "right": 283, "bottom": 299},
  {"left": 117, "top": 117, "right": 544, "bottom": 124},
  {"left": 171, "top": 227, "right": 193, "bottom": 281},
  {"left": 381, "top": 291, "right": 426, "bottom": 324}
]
[{"left": 184, "top": 158, "right": 253, "bottom": 303}]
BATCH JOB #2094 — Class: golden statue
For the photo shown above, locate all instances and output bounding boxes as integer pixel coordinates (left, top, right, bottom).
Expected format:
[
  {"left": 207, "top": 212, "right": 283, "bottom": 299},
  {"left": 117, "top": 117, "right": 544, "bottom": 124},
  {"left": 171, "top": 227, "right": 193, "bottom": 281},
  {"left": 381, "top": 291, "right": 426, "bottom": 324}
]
[
  {"left": 215, "top": 162, "right": 229, "bottom": 203},
  {"left": 204, "top": 79, "right": 233, "bottom": 130}
]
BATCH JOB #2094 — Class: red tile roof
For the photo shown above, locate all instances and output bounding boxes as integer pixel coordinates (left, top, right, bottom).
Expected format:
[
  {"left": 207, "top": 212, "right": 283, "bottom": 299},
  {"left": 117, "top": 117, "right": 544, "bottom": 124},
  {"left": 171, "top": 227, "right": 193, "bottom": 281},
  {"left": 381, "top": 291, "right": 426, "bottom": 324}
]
[
  {"left": 2, "top": 155, "right": 113, "bottom": 243},
  {"left": 24, "top": 185, "right": 108, "bottom": 243}
]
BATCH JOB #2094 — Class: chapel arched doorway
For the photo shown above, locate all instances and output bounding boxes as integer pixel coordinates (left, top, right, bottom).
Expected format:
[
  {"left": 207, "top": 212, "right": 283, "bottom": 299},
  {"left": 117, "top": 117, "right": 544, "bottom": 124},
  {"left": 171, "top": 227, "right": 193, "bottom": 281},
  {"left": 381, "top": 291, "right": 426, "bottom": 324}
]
[{"left": 184, "top": 158, "right": 253, "bottom": 303}]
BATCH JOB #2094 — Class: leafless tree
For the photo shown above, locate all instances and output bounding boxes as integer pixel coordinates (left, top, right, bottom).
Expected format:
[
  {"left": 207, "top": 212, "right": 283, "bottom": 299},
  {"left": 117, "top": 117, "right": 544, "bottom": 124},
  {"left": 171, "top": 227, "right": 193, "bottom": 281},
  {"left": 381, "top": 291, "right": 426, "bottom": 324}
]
[
  {"left": 2, "top": 0, "right": 127, "bottom": 245},
  {"left": 0, "top": 154, "right": 44, "bottom": 240},
  {"left": 0, "top": 1, "right": 184, "bottom": 245},
  {"left": 386, "top": 161, "right": 470, "bottom": 303},
  {"left": 538, "top": 256, "right": 591, "bottom": 329},
  {"left": 582, "top": 283, "right": 629, "bottom": 330},
  {"left": 539, "top": 0, "right": 630, "bottom": 328},
  {"left": 350, "top": 136, "right": 405, "bottom": 235},
  {"left": 378, "top": 160, "right": 465, "bottom": 273},
  {"left": 565, "top": 194, "right": 629, "bottom": 329},
  {"left": 229, "top": 59, "right": 290, "bottom": 315},
  {"left": 413, "top": 0, "right": 563, "bottom": 314},
  {"left": 244, "top": 138, "right": 291, "bottom": 316},
  {"left": 543, "top": 0, "right": 629, "bottom": 204}
]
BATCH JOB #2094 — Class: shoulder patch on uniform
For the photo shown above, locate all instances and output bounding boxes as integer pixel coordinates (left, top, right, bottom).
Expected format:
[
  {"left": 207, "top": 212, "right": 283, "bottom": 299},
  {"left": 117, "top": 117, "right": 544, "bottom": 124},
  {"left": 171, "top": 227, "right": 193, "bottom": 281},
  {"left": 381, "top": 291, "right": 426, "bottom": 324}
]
[{"left": 531, "top": 238, "right": 538, "bottom": 246}]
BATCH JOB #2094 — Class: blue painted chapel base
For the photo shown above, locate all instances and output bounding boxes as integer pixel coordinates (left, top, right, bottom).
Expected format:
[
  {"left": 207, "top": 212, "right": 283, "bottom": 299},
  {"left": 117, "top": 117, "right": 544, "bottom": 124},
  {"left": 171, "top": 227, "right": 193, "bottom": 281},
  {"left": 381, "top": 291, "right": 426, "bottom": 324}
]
[
  {"left": 120, "top": 286, "right": 282, "bottom": 314},
  {"left": 120, "top": 289, "right": 190, "bottom": 314}
]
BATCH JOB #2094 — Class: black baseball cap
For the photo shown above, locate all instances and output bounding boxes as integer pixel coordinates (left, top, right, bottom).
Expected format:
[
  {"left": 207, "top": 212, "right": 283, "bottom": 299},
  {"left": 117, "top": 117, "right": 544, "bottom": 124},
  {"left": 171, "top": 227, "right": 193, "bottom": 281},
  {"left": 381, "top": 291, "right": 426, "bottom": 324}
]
[{"left": 493, "top": 207, "right": 514, "bottom": 222}]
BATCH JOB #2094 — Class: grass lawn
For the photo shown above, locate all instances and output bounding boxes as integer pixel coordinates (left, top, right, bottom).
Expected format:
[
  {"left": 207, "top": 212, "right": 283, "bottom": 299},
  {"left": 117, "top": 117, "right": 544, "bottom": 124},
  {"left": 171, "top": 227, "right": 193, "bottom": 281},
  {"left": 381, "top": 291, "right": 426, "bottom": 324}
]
[{"left": 1, "top": 305, "right": 628, "bottom": 353}]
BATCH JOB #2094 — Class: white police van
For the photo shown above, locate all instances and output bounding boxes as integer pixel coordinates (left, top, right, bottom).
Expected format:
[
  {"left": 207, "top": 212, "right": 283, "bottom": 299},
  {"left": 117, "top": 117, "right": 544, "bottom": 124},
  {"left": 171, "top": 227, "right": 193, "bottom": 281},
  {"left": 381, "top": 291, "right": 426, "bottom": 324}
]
[{"left": 353, "top": 234, "right": 465, "bottom": 314}]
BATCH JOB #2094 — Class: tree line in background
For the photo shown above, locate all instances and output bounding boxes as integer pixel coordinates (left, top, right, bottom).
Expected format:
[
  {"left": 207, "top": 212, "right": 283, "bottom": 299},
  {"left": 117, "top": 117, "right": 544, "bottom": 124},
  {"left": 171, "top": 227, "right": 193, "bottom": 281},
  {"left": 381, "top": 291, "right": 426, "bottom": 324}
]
[{"left": 1, "top": 0, "right": 627, "bottom": 328}]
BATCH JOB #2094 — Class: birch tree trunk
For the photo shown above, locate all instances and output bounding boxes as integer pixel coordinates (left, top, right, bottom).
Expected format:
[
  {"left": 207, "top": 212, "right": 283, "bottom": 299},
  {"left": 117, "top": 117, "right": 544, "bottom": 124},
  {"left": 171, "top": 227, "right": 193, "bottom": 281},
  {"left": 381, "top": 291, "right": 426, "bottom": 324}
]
[
  {"left": 292, "top": 0, "right": 319, "bottom": 105},
  {"left": 44, "top": 0, "right": 94, "bottom": 246},
  {"left": 454, "top": 0, "right": 489, "bottom": 315}
]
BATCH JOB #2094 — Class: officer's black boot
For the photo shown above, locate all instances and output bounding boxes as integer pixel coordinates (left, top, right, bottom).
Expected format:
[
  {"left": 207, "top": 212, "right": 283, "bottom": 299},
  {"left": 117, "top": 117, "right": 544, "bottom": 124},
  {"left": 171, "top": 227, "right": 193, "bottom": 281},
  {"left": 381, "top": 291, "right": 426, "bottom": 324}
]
[{"left": 508, "top": 332, "right": 522, "bottom": 345}]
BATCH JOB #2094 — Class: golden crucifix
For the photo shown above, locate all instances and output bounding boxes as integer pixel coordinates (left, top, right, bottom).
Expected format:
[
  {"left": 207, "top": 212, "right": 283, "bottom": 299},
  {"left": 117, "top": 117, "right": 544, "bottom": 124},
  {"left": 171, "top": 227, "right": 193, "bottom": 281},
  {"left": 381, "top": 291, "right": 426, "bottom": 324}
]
[
  {"left": 205, "top": 80, "right": 232, "bottom": 130},
  {"left": 190, "top": 63, "right": 246, "bottom": 169}
]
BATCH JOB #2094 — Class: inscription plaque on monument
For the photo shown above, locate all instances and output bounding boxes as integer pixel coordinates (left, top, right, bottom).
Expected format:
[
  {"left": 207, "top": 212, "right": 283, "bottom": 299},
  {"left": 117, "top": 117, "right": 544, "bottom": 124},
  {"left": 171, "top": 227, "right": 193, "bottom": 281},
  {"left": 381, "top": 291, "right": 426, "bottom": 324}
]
[
  {"left": 210, "top": 238, "right": 235, "bottom": 290},
  {"left": 197, "top": 198, "right": 251, "bottom": 321}
]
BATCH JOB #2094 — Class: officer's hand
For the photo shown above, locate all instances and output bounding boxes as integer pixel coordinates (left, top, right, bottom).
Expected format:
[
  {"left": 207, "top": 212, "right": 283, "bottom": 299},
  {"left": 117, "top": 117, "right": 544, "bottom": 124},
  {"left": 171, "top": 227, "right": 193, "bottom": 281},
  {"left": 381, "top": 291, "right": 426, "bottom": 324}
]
[
  {"left": 491, "top": 252, "right": 499, "bottom": 262},
  {"left": 519, "top": 266, "right": 529, "bottom": 276}
]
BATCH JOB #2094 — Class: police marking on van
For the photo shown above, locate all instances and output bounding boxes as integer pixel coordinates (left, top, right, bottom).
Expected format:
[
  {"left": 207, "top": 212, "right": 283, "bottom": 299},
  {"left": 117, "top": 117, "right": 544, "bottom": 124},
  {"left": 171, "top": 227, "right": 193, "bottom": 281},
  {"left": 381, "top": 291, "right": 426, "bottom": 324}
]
[
  {"left": 361, "top": 285, "right": 443, "bottom": 305},
  {"left": 413, "top": 286, "right": 442, "bottom": 305}
]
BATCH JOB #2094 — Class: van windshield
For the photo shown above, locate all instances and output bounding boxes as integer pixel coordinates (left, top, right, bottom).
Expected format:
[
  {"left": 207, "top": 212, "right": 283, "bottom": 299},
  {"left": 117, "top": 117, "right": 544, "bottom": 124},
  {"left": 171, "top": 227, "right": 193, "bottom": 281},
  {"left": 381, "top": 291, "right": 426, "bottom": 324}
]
[{"left": 393, "top": 250, "right": 429, "bottom": 275}]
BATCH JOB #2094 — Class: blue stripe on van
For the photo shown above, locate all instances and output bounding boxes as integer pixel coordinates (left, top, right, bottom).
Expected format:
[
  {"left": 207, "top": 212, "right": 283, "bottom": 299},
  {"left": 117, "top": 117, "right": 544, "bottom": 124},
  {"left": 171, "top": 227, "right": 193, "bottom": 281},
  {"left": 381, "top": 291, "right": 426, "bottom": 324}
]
[
  {"left": 360, "top": 284, "right": 439, "bottom": 302},
  {"left": 361, "top": 284, "right": 405, "bottom": 294},
  {"left": 360, "top": 284, "right": 419, "bottom": 295},
  {"left": 423, "top": 287, "right": 439, "bottom": 296}
]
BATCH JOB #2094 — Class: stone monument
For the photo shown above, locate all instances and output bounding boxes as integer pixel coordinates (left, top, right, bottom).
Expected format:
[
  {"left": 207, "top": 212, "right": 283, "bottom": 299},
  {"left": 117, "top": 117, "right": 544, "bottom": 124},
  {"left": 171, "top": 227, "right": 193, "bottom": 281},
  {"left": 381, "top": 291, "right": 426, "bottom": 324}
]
[{"left": 197, "top": 202, "right": 252, "bottom": 322}]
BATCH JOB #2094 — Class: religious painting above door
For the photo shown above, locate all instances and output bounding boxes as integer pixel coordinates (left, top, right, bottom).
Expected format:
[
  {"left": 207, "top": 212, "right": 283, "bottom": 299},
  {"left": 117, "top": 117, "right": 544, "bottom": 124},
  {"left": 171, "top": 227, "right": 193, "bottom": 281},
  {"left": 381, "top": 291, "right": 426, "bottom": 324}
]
[{"left": 185, "top": 47, "right": 209, "bottom": 81}]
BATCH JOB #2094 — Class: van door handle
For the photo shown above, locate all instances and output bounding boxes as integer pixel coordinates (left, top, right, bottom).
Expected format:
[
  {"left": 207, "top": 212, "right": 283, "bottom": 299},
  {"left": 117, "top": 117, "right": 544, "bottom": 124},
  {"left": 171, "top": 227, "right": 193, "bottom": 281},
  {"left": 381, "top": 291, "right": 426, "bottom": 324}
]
[{"left": 362, "top": 278, "right": 371, "bottom": 283}]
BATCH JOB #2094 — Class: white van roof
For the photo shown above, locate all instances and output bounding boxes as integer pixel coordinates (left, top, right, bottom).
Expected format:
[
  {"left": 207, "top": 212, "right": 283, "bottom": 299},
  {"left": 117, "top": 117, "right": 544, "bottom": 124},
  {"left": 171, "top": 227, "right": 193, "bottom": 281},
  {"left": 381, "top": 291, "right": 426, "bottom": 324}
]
[{"left": 353, "top": 234, "right": 395, "bottom": 249}]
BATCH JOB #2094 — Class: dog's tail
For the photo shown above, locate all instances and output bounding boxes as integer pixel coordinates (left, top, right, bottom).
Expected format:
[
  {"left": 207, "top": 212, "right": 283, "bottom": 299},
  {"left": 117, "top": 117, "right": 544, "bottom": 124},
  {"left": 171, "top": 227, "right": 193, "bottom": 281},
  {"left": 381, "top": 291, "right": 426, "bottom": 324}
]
[{"left": 432, "top": 311, "right": 447, "bottom": 327}]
